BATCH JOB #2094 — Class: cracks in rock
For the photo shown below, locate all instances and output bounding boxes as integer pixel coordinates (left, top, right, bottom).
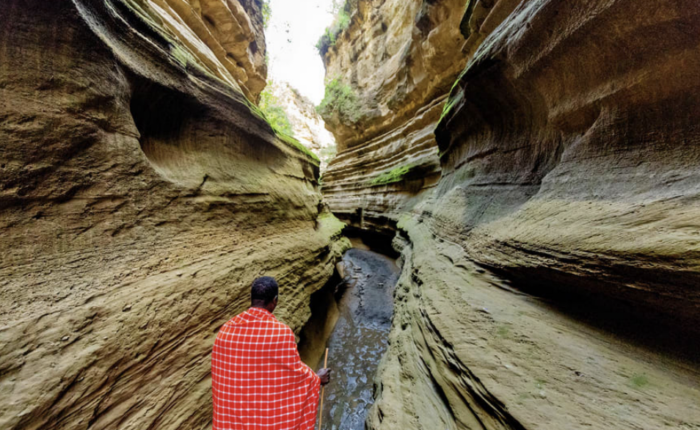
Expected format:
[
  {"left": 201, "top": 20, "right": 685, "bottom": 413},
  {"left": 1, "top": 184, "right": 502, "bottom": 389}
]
[
  {"left": 194, "top": 174, "right": 209, "bottom": 194},
  {"left": 374, "top": 221, "right": 528, "bottom": 430},
  {"left": 418, "top": 305, "right": 526, "bottom": 430}
]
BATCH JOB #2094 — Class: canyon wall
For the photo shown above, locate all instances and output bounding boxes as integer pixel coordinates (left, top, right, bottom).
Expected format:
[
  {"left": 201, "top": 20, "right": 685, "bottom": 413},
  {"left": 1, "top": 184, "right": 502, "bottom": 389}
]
[
  {"left": 0, "top": 1, "right": 348, "bottom": 429},
  {"left": 267, "top": 81, "right": 337, "bottom": 171},
  {"left": 320, "top": 0, "right": 472, "bottom": 236},
  {"left": 321, "top": 0, "right": 700, "bottom": 429}
]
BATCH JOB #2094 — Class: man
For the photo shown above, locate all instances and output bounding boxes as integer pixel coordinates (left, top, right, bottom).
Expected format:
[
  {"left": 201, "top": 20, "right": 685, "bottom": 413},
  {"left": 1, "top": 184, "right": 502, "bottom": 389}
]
[{"left": 212, "top": 276, "right": 331, "bottom": 430}]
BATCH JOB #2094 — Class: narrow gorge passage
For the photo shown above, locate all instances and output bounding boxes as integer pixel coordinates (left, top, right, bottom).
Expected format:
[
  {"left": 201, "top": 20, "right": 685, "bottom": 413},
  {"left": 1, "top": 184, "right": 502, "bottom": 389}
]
[
  {"left": 299, "top": 242, "right": 399, "bottom": 430},
  {"left": 4, "top": 0, "right": 700, "bottom": 429}
]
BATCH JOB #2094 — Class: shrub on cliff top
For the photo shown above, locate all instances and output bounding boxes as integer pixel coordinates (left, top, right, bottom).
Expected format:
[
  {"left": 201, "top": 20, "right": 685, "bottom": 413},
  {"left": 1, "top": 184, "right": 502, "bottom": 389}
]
[
  {"left": 259, "top": 82, "right": 295, "bottom": 137},
  {"left": 255, "top": 82, "right": 320, "bottom": 163},
  {"left": 261, "top": 0, "right": 271, "bottom": 29},
  {"left": 316, "top": 0, "right": 354, "bottom": 56},
  {"left": 316, "top": 78, "right": 363, "bottom": 124}
]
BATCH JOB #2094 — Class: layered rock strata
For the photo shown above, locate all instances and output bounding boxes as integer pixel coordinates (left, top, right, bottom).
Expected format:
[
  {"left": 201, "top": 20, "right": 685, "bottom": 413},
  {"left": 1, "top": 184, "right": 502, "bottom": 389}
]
[
  {"left": 371, "top": 218, "right": 700, "bottom": 429},
  {"left": 435, "top": 0, "right": 700, "bottom": 330},
  {"left": 321, "top": 0, "right": 700, "bottom": 428},
  {"left": 320, "top": 0, "right": 472, "bottom": 234},
  {"left": 268, "top": 81, "right": 337, "bottom": 171},
  {"left": 119, "top": 0, "right": 269, "bottom": 101},
  {"left": 0, "top": 1, "right": 348, "bottom": 429}
]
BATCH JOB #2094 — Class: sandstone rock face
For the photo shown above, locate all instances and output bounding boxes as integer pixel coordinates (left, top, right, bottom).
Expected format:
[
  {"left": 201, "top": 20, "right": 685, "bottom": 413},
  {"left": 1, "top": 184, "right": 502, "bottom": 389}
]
[
  {"left": 321, "top": 0, "right": 700, "bottom": 429},
  {"left": 321, "top": 0, "right": 472, "bottom": 236},
  {"left": 267, "top": 81, "right": 337, "bottom": 171},
  {"left": 126, "top": 0, "right": 269, "bottom": 101},
  {"left": 0, "top": 1, "right": 348, "bottom": 429},
  {"left": 435, "top": 0, "right": 700, "bottom": 324}
]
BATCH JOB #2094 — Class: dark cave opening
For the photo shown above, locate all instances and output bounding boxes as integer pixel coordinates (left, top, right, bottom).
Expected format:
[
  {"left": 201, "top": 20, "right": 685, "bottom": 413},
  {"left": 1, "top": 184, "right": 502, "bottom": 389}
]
[
  {"left": 493, "top": 266, "right": 700, "bottom": 367},
  {"left": 342, "top": 226, "right": 399, "bottom": 259},
  {"left": 298, "top": 267, "right": 344, "bottom": 369}
]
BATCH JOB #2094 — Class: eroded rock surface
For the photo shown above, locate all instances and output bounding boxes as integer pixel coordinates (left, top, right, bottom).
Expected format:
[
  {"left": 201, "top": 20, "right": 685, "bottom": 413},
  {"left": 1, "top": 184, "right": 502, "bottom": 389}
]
[
  {"left": 122, "top": 0, "right": 269, "bottom": 101},
  {"left": 320, "top": 0, "right": 700, "bottom": 429},
  {"left": 320, "top": 0, "right": 474, "bottom": 235},
  {"left": 373, "top": 219, "right": 700, "bottom": 429},
  {"left": 268, "top": 81, "right": 337, "bottom": 171},
  {"left": 436, "top": 0, "right": 700, "bottom": 324},
  {"left": 0, "top": 1, "right": 348, "bottom": 428}
]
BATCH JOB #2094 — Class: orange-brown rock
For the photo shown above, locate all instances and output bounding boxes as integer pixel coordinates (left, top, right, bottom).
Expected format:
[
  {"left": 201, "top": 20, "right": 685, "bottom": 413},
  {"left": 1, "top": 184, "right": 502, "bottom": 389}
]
[
  {"left": 0, "top": 1, "right": 348, "bottom": 429},
  {"left": 320, "top": 0, "right": 472, "bottom": 236},
  {"left": 130, "top": 0, "right": 268, "bottom": 101},
  {"left": 436, "top": 0, "right": 700, "bottom": 329},
  {"left": 320, "top": 0, "right": 700, "bottom": 429}
]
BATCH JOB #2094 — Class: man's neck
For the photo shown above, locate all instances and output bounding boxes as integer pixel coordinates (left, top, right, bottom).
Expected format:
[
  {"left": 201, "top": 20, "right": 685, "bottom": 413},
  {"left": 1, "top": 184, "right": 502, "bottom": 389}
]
[{"left": 251, "top": 303, "right": 274, "bottom": 313}]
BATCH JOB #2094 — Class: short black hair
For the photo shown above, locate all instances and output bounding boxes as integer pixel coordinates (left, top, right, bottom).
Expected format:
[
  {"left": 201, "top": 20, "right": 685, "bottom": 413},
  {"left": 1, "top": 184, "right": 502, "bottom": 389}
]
[{"left": 251, "top": 276, "right": 278, "bottom": 305}]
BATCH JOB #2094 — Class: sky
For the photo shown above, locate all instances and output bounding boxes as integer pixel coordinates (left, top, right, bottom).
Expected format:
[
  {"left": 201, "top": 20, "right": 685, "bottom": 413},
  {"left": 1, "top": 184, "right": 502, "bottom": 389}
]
[{"left": 265, "top": 0, "right": 336, "bottom": 105}]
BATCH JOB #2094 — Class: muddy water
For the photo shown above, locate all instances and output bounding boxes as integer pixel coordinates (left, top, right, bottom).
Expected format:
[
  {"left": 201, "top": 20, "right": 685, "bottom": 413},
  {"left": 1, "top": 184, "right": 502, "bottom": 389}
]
[{"left": 311, "top": 248, "right": 399, "bottom": 430}]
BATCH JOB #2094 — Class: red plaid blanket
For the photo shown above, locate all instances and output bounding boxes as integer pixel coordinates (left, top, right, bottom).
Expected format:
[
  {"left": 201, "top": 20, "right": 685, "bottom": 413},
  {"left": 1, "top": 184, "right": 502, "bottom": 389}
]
[{"left": 212, "top": 307, "right": 320, "bottom": 429}]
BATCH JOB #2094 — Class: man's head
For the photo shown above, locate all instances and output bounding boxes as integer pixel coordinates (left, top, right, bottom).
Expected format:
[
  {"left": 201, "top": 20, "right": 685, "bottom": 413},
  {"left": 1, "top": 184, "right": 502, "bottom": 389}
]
[{"left": 251, "top": 276, "right": 278, "bottom": 312}]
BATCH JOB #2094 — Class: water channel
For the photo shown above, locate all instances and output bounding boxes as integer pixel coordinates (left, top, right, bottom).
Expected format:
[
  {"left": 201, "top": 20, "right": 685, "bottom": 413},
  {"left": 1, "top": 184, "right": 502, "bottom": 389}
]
[{"left": 299, "top": 243, "right": 399, "bottom": 430}]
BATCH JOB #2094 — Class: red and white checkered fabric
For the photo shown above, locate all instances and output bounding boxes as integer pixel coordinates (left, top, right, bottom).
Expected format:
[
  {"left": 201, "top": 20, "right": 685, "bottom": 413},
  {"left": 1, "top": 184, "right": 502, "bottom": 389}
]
[{"left": 212, "top": 307, "right": 320, "bottom": 430}]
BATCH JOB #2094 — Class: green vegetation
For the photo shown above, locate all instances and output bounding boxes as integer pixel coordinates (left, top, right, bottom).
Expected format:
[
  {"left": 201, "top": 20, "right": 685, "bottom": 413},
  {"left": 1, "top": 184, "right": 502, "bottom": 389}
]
[
  {"left": 439, "top": 87, "right": 464, "bottom": 124},
  {"left": 316, "top": 0, "right": 353, "bottom": 56},
  {"left": 438, "top": 68, "right": 469, "bottom": 125},
  {"left": 370, "top": 164, "right": 416, "bottom": 186},
  {"left": 630, "top": 374, "right": 649, "bottom": 388},
  {"left": 316, "top": 211, "right": 350, "bottom": 240},
  {"left": 319, "top": 145, "right": 338, "bottom": 167},
  {"left": 170, "top": 44, "right": 195, "bottom": 68},
  {"left": 317, "top": 78, "right": 363, "bottom": 123},
  {"left": 259, "top": 83, "right": 295, "bottom": 137},
  {"left": 278, "top": 133, "right": 320, "bottom": 162},
  {"left": 248, "top": 82, "right": 319, "bottom": 163},
  {"left": 262, "top": 0, "right": 271, "bottom": 29}
]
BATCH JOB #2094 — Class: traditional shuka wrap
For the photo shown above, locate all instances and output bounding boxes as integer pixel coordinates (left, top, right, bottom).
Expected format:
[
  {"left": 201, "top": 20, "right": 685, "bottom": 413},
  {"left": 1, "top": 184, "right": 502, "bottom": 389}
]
[{"left": 212, "top": 307, "right": 321, "bottom": 430}]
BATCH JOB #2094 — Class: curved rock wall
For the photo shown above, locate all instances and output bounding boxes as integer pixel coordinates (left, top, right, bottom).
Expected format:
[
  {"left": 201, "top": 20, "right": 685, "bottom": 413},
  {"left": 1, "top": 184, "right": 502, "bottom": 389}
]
[
  {"left": 321, "top": 0, "right": 700, "bottom": 429},
  {"left": 268, "top": 81, "right": 337, "bottom": 171},
  {"left": 122, "top": 0, "right": 269, "bottom": 101},
  {"left": 321, "top": 0, "right": 476, "bottom": 235},
  {"left": 0, "top": 1, "right": 348, "bottom": 428},
  {"left": 435, "top": 0, "right": 700, "bottom": 328}
]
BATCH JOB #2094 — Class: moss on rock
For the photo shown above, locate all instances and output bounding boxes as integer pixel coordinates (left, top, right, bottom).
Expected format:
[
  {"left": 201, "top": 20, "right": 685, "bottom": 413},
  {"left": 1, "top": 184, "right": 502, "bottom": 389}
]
[
  {"left": 317, "top": 78, "right": 364, "bottom": 124},
  {"left": 369, "top": 164, "right": 416, "bottom": 186}
]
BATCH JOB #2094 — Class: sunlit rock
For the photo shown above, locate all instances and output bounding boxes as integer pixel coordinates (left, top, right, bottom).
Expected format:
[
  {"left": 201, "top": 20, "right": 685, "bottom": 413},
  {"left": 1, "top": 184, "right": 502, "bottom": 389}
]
[
  {"left": 0, "top": 1, "right": 348, "bottom": 428},
  {"left": 266, "top": 81, "right": 337, "bottom": 171},
  {"left": 319, "top": 0, "right": 700, "bottom": 429}
]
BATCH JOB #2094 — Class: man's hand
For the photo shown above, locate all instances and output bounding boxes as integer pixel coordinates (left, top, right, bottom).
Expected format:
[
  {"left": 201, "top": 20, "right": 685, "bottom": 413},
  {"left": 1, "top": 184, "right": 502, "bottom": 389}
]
[{"left": 317, "top": 368, "right": 332, "bottom": 386}]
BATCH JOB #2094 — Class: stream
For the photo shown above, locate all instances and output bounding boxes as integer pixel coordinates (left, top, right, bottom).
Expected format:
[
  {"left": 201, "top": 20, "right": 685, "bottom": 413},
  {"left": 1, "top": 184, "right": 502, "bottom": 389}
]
[{"left": 299, "top": 246, "right": 399, "bottom": 430}]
